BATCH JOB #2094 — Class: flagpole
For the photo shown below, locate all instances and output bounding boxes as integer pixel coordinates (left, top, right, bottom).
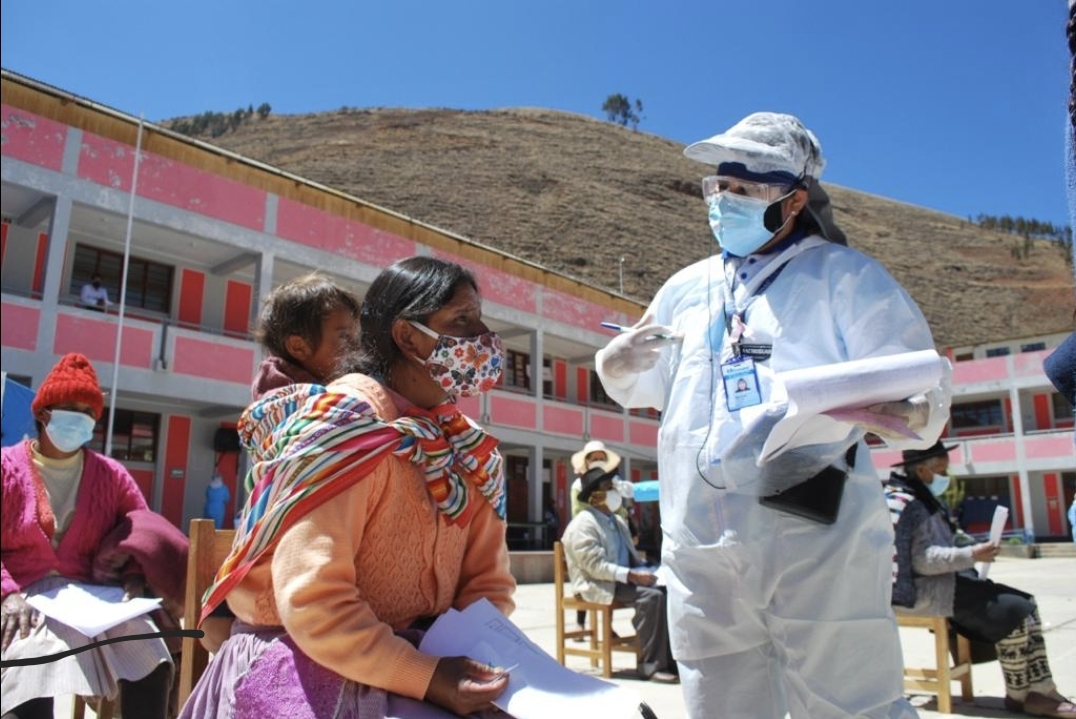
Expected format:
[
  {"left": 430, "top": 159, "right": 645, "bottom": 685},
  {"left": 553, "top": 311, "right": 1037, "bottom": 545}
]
[{"left": 105, "top": 115, "right": 144, "bottom": 458}]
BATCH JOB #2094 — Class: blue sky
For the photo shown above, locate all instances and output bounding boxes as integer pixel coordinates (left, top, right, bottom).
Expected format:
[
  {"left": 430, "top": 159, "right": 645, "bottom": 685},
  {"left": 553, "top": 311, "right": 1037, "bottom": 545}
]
[{"left": 2, "top": 0, "right": 1070, "bottom": 229}]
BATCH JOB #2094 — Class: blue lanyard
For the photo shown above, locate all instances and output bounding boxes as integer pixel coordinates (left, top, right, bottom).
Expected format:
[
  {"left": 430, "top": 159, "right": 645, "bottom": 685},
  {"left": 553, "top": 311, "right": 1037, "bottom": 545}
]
[{"left": 722, "top": 259, "right": 791, "bottom": 357}]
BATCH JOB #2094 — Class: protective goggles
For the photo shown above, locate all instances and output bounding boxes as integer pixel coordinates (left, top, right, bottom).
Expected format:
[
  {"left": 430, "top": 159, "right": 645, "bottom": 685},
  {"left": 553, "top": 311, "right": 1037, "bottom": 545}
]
[{"left": 702, "top": 175, "right": 794, "bottom": 203}]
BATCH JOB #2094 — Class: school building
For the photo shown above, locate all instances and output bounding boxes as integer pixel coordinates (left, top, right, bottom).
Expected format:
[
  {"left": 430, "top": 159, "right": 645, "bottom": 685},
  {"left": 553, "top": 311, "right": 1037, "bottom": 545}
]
[{"left": 2, "top": 69, "right": 1073, "bottom": 547}]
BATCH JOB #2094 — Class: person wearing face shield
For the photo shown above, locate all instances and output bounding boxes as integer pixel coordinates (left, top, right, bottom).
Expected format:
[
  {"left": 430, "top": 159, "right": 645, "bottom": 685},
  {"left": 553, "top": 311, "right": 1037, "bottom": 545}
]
[
  {"left": 181, "top": 257, "right": 517, "bottom": 719},
  {"left": 561, "top": 467, "right": 678, "bottom": 684},
  {"left": 2, "top": 353, "right": 175, "bottom": 719},
  {"left": 595, "top": 112, "right": 952, "bottom": 718},
  {"left": 885, "top": 442, "right": 1075, "bottom": 718}
]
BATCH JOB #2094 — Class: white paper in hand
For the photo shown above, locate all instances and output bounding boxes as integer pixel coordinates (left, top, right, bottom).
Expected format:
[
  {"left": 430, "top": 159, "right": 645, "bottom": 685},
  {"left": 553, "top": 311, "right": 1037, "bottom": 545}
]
[
  {"left": 25, "top": 582, "right": 161, "bottom": 637},
  {"left": 419, "top": 599, "right": 641, "bottom": 719},
  {"left": 976, "top": 506, "right": 1009, "bottom": 579}
]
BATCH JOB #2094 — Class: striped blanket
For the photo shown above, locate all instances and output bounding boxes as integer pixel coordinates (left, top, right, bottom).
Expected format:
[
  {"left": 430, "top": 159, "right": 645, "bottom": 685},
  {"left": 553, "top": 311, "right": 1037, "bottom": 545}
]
[{"left": 200, "top": 383, "right": 505, "bottom": 623}]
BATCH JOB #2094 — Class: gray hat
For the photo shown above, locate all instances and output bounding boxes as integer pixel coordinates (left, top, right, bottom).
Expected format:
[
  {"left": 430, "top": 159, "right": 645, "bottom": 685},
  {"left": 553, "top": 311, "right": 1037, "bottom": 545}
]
[
  {"left": 577, "top": 466, "right": 617, "bottom": 503},
  {"left": 891, "top": 440, "right": 959, "bottom": 467}
]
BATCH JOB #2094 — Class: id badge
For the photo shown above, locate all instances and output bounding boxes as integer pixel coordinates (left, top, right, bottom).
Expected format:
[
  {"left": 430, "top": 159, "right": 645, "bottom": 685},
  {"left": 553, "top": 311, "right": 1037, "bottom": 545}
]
[{"left": 722, "top": 357, "right": 762, "bottom": 412}]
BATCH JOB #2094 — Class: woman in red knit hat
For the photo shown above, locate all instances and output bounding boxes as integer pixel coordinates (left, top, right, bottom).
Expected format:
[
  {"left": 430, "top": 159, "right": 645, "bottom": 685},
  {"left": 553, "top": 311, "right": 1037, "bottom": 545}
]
[{"left": 1, "top": 353, "right": 174, "bottom": 719}]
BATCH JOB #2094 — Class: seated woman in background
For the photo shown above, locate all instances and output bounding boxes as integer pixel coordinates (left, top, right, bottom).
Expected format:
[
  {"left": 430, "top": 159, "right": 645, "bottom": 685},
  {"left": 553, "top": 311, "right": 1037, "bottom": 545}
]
[
  {"left": 180, "top": 256, "right": 516, "bottom": 719},
  {"left": 885, "top": 441, "right": 1074, "bottom": 719},
  {"left": 1, "top": 353, "right": 176, "bottom": 719}
]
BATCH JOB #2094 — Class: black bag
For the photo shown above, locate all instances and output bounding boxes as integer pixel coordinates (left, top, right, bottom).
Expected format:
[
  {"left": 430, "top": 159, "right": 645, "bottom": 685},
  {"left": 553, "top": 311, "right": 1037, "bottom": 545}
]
[{"left": 758, "top": 444, "right": 857, "bottom": 525}]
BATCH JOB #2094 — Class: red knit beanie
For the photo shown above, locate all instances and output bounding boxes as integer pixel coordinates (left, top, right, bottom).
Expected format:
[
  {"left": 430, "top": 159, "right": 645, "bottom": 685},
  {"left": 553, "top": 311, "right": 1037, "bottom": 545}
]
[{"left": 32, "top": 353, "right": 105, "bottom": 420}]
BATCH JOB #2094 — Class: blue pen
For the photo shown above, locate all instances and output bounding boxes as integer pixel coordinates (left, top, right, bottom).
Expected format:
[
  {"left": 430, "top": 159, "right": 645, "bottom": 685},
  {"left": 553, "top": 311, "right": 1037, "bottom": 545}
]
[{"left": 600, "top": 321, "right": 680, "bottom": 341}]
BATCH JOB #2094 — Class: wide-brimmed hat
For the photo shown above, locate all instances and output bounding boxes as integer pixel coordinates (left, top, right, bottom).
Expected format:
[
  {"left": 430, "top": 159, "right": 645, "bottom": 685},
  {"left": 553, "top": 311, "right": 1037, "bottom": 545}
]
[
  {"left": 891, "top": 440, "right": 958, "bottom": 467},
  {"left": 578, "top": 466, "right": 618, "bottom": 503},
  {"left": 571, "top": 440, "right": 621, "bottom": 475}
]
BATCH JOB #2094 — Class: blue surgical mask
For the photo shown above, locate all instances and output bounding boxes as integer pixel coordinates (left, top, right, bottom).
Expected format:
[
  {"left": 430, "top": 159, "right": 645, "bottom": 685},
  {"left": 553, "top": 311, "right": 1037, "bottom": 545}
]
[
  {"left": 928, "top": 473, "right": 951, "bottom": 497},
  {"left": 708, "top": 191, "right": 795, "bottom": 257},
  {"left": 44, "top": 409, "right": 97, "bottom": 453}
]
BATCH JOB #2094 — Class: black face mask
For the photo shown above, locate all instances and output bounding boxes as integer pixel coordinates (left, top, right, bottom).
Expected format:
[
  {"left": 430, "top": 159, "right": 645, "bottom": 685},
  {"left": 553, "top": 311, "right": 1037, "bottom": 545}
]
[{"left": 92, "top": 281, "right": 101, "bottom": 289}]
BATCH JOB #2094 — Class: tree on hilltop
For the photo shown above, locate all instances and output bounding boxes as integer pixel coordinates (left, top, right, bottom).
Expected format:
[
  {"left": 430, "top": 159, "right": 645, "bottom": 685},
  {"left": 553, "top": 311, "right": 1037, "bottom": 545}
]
[{"left": 602, "top": 94, "right": 644, "bottom": 130}]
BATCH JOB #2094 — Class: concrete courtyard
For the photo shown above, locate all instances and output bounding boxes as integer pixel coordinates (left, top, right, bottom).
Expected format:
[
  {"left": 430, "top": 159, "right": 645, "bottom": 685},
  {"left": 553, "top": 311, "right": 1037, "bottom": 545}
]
[{"left": 54, "top": 554, "right": 1075, "bottom": 718}]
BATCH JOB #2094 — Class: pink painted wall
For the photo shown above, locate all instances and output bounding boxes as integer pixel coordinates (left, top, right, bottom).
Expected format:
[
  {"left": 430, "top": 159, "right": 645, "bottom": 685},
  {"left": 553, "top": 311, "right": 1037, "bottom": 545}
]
[
  {"left": 1014, "top": 350, "right": 1051, "bottom": 377},
  {"left": 1, "top": 303, "right": 39, "bottom": 350},
  {"left": 967, "top": 440, "right": 1018, "bottom": 463},
  {"left": 1024, "top": 434, "right": 1076, "bottom": 460},
  {"left": 172, "top": 336, "right": 254, "bottom": 385},
  {"left": 629, "top": 420, "right": 658, "bottom": 447},
  {"left": 431, "top": 251, "right": 538, "bottom": 314},
  {"left": 275, "top": 198, "right": 416, "bottom": 266},
  {"left": 543, "top": 404, "right": 585, "bottom": 436},
  {"left": 489, "top": 394, "right": 537, "bottom": 429},
  {"left": 542, "top": 288, "right": 610, "bottom": 331},
  {"left": 78, "top": 132, "right": 266, "bottom": 230},
  {"left": 0, "top": 105, "right": 67, "bottom": 171},
  {"left": 951, "top": 356, "right": 1010, "bottom": 384},
  {"left": 53, "top": 314, "right": 154, "bottom": 368},
  {"left": 588, "top": 409, "right": 624, "bottom": 443}
]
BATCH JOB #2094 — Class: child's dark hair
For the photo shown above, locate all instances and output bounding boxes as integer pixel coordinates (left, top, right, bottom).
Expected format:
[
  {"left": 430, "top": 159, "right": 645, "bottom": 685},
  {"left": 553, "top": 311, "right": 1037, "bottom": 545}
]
[{"left": 254, "top": 273, "right": 360, "bottom": 362}]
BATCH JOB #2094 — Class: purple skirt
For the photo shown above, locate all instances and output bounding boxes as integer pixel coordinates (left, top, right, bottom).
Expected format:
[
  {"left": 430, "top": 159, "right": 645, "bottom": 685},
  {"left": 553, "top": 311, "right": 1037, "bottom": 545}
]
[{"left": 178, "top": 622, "right": 501, "bottom": 719}]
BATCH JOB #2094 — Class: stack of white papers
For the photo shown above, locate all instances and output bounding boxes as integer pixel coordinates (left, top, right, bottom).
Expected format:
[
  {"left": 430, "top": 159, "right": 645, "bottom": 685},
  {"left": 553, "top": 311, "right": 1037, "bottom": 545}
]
[
  {"left": 25, "top": 581, "right": 162, "bottom": 637},
  {"left": 418, "top": 598, "right": 642, "bottom": 719},
  {"left": 976, "top": 505, "right": 1010, "bottom": 579},
  {"left": 759, "top": 350, "right": 948, "bottom": 463}
]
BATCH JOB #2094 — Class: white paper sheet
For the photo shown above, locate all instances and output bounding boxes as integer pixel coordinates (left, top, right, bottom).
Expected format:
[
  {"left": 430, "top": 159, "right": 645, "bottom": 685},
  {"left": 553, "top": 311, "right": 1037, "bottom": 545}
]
[
  {"left": 419, "top": 599, "right": 641, "bottom": 719},
  {"left": 758, "top": 350, "right": 946, "bottom": 463},
  {"left": 976, "top": 505, "right": 1010, "bottom": 579},
  {"left": 25, "top": 581, "right": 162, "bottom": 637}
]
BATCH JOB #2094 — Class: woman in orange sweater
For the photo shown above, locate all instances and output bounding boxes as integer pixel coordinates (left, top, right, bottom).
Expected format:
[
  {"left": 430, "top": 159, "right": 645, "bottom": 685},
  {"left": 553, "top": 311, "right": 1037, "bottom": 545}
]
[{"left": 180, "top": 257, "right": 516, "bottom": 719}]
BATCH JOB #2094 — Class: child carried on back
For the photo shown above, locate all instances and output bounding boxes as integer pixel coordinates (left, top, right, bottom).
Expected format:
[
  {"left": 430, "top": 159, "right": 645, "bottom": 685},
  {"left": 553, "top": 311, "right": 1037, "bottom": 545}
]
[{"left": 201, "top": 272, "right": 360, "bottom": 652}]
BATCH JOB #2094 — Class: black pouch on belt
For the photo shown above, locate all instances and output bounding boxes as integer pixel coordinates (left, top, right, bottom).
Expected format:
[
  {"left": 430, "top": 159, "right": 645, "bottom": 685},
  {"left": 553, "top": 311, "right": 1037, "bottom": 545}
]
[{"left": 758, "top": 444, "right": 857, "bottom": 525}]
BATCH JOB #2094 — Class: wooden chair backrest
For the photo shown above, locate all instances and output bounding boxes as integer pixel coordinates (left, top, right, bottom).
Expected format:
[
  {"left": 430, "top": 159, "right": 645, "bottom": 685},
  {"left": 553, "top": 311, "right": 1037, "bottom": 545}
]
[
  {"left": 553, "top": 541, "right": 569, "bottom": 601},
  {"left": 177, "top": 519, "right": 236, "bottom": 710}
]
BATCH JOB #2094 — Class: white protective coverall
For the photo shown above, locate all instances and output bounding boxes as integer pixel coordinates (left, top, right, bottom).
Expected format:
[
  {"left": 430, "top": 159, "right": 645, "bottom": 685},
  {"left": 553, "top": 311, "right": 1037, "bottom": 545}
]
[{"left": 598, "top": 234, "right": 943, "bottom": 718}]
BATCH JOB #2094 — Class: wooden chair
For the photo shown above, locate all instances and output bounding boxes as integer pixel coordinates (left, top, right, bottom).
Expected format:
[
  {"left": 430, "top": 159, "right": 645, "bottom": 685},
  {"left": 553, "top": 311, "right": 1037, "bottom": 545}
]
[
  {"left": 896, "top": 613, "right": 974, "bottom": 714},
  {"left": 177, "top": 519, "right": 236, "bottom": 710},
  {"left": 553, "top": 541, "right": 639, "bottom": 678}
]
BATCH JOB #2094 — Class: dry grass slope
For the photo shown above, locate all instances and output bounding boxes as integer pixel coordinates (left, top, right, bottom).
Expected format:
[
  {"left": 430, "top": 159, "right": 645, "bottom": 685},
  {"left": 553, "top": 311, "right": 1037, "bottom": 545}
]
[{"left": 193, "top": 107, "right": 1074, "bottom": 349}]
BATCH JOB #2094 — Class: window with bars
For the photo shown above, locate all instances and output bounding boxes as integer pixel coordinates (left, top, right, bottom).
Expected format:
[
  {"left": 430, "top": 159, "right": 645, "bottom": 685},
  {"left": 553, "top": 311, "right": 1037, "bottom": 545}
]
[
  {"left": 1052, "top": 391, "right": 1074, "bottom": 419},
  {"left": 91, "top": 409, "right": 160, "bottom": 463},
  {"left": 950, "top": 399, "right": 1006, "bottom": 434},
  {"left": 588, "top": 369, "right": 619, "bottom": 407},
  {"left": 69, "top": 244, "right": 174, "bottom": 314},
  {"left": 503, "top": 350, "right": 531, "bottom": 391}
]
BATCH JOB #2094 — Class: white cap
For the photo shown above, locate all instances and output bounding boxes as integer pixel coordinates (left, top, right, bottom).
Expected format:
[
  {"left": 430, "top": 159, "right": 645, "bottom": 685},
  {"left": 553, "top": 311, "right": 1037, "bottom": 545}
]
[{"left": 684, "top": 112, "right": 826, "bottom": 182}]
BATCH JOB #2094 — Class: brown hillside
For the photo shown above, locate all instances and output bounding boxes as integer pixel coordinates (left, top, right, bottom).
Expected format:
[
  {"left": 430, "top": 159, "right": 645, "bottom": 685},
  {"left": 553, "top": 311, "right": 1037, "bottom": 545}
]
[{"left": 189, "top": 107, "right": 1074, "bottom": 349}]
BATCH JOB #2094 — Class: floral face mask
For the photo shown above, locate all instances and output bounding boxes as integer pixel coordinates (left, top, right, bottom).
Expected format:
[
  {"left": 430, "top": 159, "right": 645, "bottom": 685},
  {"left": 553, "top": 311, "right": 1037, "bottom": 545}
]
[{"left": 409, "top": 321, "right": 504, "bottom": 397}]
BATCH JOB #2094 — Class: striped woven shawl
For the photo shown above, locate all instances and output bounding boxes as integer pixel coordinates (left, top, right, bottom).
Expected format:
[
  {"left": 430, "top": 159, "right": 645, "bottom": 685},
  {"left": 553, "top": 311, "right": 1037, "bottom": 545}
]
[{"left": 199, "top": 382, "right": 505, "bottom": 623}]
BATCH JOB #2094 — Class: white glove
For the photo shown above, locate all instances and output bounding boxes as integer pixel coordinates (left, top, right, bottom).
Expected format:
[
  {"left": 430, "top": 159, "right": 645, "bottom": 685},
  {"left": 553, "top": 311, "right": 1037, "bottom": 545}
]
[
  {"left": 867, "top": 394, "right": 931, "bottom": 432},
  {"left": 596, "top": 323, "right": 679, "bottom": 380}
]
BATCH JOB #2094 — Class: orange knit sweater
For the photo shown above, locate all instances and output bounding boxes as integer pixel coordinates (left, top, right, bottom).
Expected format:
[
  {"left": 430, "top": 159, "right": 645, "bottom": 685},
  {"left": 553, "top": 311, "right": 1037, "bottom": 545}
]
[{"left": 226, "top": 374, "right": 516, "bottom": 700}]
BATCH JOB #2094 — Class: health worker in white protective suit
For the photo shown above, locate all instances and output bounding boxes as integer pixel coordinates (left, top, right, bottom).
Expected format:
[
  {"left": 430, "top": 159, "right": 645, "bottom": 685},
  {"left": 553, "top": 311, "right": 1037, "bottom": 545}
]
[{"left": 595, "top": 112, "right": 952, "bottom": 719}]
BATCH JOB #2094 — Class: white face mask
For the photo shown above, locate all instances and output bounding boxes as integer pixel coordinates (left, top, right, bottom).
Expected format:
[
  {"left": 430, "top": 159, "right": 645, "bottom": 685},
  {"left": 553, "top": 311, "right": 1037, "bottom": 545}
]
[
  {"left": 604, "top": 489, "right": 623, "bottom": 513},
  {"left": 586, "top": 459, "right": 607, "bottom": 471},
  {"left": 929, "top": 473, "right": 951, "bottom": 497},
  {"left": 44, "top": 409, "right": 96, "bottom": 453}
]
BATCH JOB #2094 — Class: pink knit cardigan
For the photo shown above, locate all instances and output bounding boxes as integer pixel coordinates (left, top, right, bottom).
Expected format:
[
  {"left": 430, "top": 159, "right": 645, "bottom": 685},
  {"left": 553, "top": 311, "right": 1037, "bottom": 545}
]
[{"left": 1, "top": 440, "right": 148, "bottom": 599}]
